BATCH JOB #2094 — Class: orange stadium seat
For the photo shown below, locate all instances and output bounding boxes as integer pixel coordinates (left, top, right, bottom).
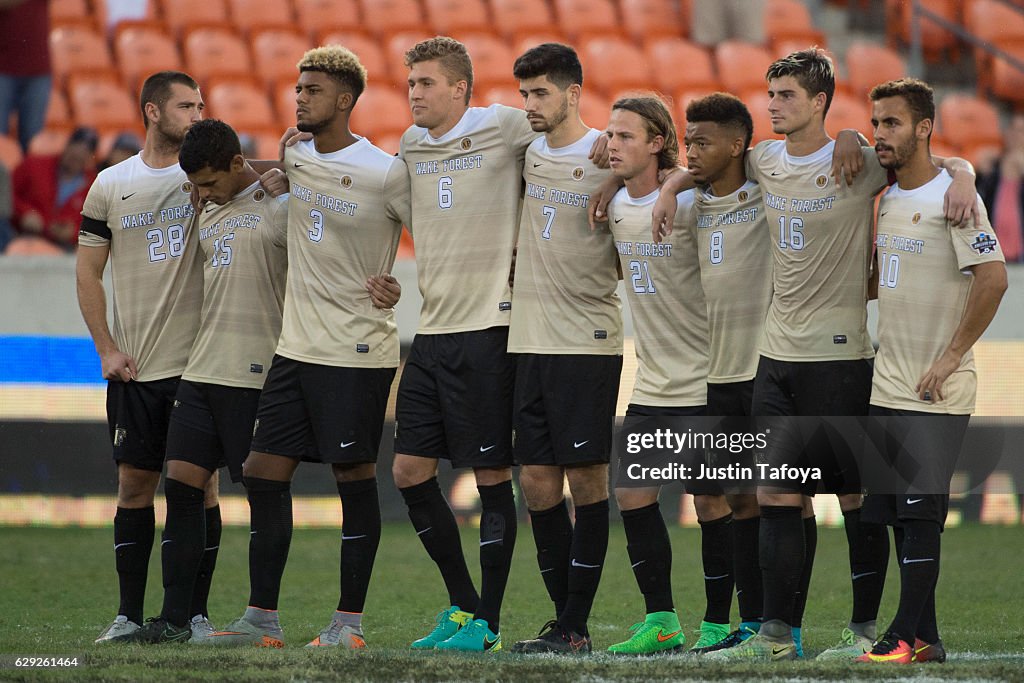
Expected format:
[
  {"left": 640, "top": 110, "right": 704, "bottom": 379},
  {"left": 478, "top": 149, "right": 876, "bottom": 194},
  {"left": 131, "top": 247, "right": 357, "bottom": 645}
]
[
  {"left": 513, "top": 33, "right": 571, "bottom": 59},
  {"left": 296, "top": 0, "right": 363, "bottom": 37},
  {"left": 49, "top": 25, "right": 116, "bottom": 86},
  {"left": 715, "top": 41, "right": 774, "bottom": 95},
  {"left": 318, "top": 32, "right": 389, "bottom": 81},
  {"left": 936, "top": 93, "right": 1003, "bottom": 151},
  {"left": 374, "top": 133, "right": 403, "bottom": 155},
  {"left": 159, "top": 0, "right": 230, "bottom": 36},
  {"left": 252, "top": 29, "right": 312, "bottom": 88},
  {"left": 114, "top": 25, "right": 183, "bottom": 90},
  {"left": 620, "top": 0, "right": 685, "bottom": 42},
  {"left": 385, "top": 31, "right": 433, "bottom": 82},
  {"left": 349, "top": 87, "right": 411, "bottom": 138},
  {"left": 69, "top": 78, "right": 138, "bottom": 132},
  {"left": 992, "top": 41, "right": 1024, "bottom": 104},
  {"left": 885, "top": 0, "right": 959, "bottom": 59},
  {"left": 489, "top": 0, "right": 556, "bottom": 42},
  {"left": 553, "top": 0, "right": 619, "bottom": 41},
  {"left": 644, "top": 38, "right": 718, "bottom": 96},
  {"left": 845, "top": 42, "right": 905, "bottom": 99},
  {"left": 0, "top": 136, "right": 22, "bottom": 172},
  {"left": 183, "top": 27, "right": 253, "bottom": 85},
  {"left": 738, "top": 88, "right": 776, "bottom": 144},
  {"left": 580, "top": 36, "right": 652, "bottom": 97},
  {"left": 479, "top": 85, "right": 522, "bottom": 108},
  {"left": 49, "top": 0, "right": 92, "bottom": 27},
  {"left": 357, "top": 0, "right": 426, "bottom": 38},
  {"left": 580, "top": 91, "right": 613, "bottom": 129},
  {"left": 424, "top": 0, "right": 491, "bottom": 35},
  {"left": 763, "top": 0, "right": 825, "bottom": 50},
  {"left": 43, "top": 88, "right": 72, "bottom": 131},
  {"left": 227, "top": 0, "right": 295, "bottom": 35},
  {"left": 459, "top": 33, "right": 515, "bottom": 93},
  {"left": 206, "top": 79, "right": 276, "bottom": 132},
  {"left": 824, "top": 95, "right": 871, "bottom": 139},
  {"left": 965, "top": 0, "right": 1024, "bottom": 94},
  {"left": 275, "top": 79, "right": 302, "bottom": 124}
]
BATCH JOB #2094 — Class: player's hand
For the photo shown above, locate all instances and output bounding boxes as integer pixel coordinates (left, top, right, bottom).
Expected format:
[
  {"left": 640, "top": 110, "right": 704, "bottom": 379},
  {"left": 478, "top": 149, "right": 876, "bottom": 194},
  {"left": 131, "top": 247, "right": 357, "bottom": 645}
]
[
  {"left": 260, "top": 168, "right": 290, "bottom": 198},
  {"left": 189, "top": 184, "right": 207, "bottom": 213},
  {"left": 278, "top": 126, "right": 312, "bottom": 161},
  {"left": 915, "top": 350, "right": 959, "bottom": 403},
  {"left": 943, "top": 172, "right": 981, "bottom": 228},
  {"left": 589, "top": 175, "right": 621, "bottom": 230},
  {"left": 651, "top": 191, "right": 678, "bottom": 243},
  {"left": 101, "top": 349, "right": 138, "bottom": 382},
  {"left": 366, "top": 273, "right": 401, "bottom": 309},
  {"left": 831, "top": 129, "right": 865, "bottom": 186},
  {"left": 589, "top": 134, "right": 610, "bottom": 169}
]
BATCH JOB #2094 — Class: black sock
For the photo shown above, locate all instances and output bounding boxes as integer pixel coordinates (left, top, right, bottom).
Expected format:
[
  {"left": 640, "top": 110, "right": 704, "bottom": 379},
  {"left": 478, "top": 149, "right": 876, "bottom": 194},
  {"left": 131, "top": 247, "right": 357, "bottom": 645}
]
[
  {"left": 337, "top": 478, "right": 381, "bottom": 614},
  {"left": 159, "top": 479, "right": 205, "bottom": 628},
  {"left": 622, "top": 502, "right": 674, "bottom": 614},
  {"left": 915, "top": 580, "right": 940, "bottom": 644},
  {"left": 792, "top": 515, "right": 817, "bottom": 628},
  {"left": 244, "top": 477, "right": 292, "bottom": 611},
  {"left": 189, "top": 504, "right": 221, "bottom": 621},
  {"left": 888, "top": 519, "right": 941, "bottom": 642},
  {"left": 474, "top": 481, "right": 517, "bottom": 633},
  {"left": 844, "top": 507, "right": 889, "bottom": 624},
  {"left": 699, "top": 513, "right": 734, "bottom": 624},
  {"left": 114, "top": 505, "right": 155, "bottom": 625},
  {"left": 733, "top": 516, "right": 763, "bottom": 623},
  {"left": 559, "top": 499, "right": 609, "bottom": 634},
  {"left": 759, "top": 505, "right": 803, "bottom": 626},
  {"left": 529, "top": 499, "right": 573, "bottom": 617},
  {"left": 400, "top": 477, "right": 478, "bottom": 613}
]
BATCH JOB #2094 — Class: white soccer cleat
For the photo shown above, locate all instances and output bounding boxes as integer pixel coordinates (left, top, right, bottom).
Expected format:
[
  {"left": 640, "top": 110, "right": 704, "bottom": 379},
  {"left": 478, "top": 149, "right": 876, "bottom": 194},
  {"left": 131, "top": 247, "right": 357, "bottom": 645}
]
[
  {"left": 305, "top": 622, "right": 367, "bottom": 649},
  {"left": 188, "top": 614, "right": 215, "bottom": 643},
  {"left": 816, "top": 627, "right": 874, "bottom": 660},
  {"left": 95, "top": 615, "right": 140, "bottom": 643}
]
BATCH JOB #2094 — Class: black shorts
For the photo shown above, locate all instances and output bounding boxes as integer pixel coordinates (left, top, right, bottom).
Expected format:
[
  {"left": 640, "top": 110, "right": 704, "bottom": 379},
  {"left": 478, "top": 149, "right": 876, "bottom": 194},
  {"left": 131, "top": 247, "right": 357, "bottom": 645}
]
[
  {"left": 619, "top": 404, "right": 725, "bottom": 495},
  {"left": 625, "top": 404, "right": 707, "bottom": 417},
  {"left": 106, "top": 377, "right": 180, "bottom": 472},
  {"left": 395, "top": 327, "right": 515, "bottom": 469},
  {"left": 707, "top": 380, "right": 754, "bottom": 417},
  {"left": 165, "top": 380, "right": 261, "bottom": 483},
  {"left": 513, "top": 353, "right": 622, "bottom": 466},
  {"left": 755, "top": 416, "right": 864, "bottom": 495},
  {"left": 251, "top": 355, "right": 396, "bottom": 465},
  {"left": 751, "top": 356, "right": 873, "bottom": 417}
]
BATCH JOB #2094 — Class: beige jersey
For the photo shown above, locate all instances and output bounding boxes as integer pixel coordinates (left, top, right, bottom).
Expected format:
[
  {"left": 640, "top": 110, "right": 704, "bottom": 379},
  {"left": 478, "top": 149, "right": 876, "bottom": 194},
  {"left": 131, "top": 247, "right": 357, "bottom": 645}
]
[
  {"left": 276, "top": 138, "right": 409, "bottom": 368},
  {"left": 872, "top": 170, "right": 1005, "bottom": 414},
  {"left": 746, "top": 140, "right": 888, "bottom": 361},
  {"left": 183, "top": 181, "right": 288, "bottom": 389},
  {"left": 691, "top": 180, "right": 772, "bottom": 382},
  {"left": 508, "top": 128, "right": 621, "bottom": 354},
  {"left": 610, "top": 187, "right": 709, "bottom": 407},
  {"left": 400, "top": 104, "right": 536, "bottom": 334},
  {"left": 79, "top": 155, "right": 203, "bottom": 381}
]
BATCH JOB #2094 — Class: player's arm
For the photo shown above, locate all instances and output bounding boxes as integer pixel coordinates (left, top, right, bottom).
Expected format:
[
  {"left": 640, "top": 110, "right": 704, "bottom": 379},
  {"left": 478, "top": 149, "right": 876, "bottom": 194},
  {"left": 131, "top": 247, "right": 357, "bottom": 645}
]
[
  {"left": 75, "top": 234, "right": 137, "bottom": 382},
  {"left": 916, "top": 261, "right": 1007, "bottom": 402},
  {"left": 934, "top": 156, "right": 980, "bottom": 228},
  {"left": 867, "top": 253, "right": 879, "bottom": 301},
  {"left": 831, "top": 129, "right": 868, "bottom": 186},
  {"left": 651, "top": 168, "right": 697, "bottom": 242}
]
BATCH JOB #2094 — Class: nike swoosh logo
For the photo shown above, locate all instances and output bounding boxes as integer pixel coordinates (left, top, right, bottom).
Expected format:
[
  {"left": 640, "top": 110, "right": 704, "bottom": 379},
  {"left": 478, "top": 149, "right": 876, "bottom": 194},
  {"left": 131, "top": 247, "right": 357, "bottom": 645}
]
[
  {"left": 571, "top": 559, "right": 601, "bottom": 568},
  {"left": 113, "top": 542, "right": 137, "bottom": 550},
  {"left": 204, "top": 545, "right": 220, "bottom": 551},
  {"left": 340, "top": 441, "right": 356, "bottom": 448},
  {"left": 771, "top": 646, "right": 791, "bottom": 656},
  {"left": 573, "top": 440, "right": 589, "bottom": 448},
  {"left": 479, "top": 445, "right": 496, "bottom": 452},
  {"left": 416, "top": 526, "right": 432, "bottom": 536},
  {"left": 294, "top": 163, "right": 304, "bottom": 168},
  {"left": 613, "top": 217, "right": 623, "bottom": 223},
  {"left": 480, "top": 538, "right": 503, "bottom": 547},
  {"left": 164, "top": 628, "right": 191, "bottom": 641},
  {"left": 880, "top": 211, "right": 889, "bottom": 216},
  {"left": 250, "top": 531, "right": 258, "bottom": 535},
  {"left": 540, "top": 567, "right": 555, "bottom": 573},
  {"left": 906, "top": 498, "right": 923, "bottom": 504},
  {"left": 341, "top": 534, "right": 367, "bottom": 541},
  {"left": 770, "top": 171, "right": 781, "bottom": 176},
  {"left": 532, "top": 163, "right": 542, "bottom": 168},
  {"left": 703, "top": 573, "right": 730, "bottom": 580},
  {"left": 852, "top": 571, "right": 877, "bottom": 580},
  {"left": 161, "top": 539, "right": 172, "bottom": 546},
  {"left": 484, "top": 635, "right": 500, "bottom": 649},
  {"left": 903, "top": 557, "right": 935, "bottom": 564},
  {"left": 656, "top": 629, "right": 681, "bottom": 642},
  {"left": 121, "top": 193, "right": 136, "bottom": 200},
  {"left": 631, "top": 560, "right": 646, "bottom": 569}
]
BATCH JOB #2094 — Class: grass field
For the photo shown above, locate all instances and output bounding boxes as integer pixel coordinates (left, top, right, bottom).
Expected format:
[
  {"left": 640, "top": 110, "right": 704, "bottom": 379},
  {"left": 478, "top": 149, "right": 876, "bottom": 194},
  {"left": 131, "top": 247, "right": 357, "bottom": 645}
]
[{"left": 1, "top": 522, "right": 1021, "bottom": 681}]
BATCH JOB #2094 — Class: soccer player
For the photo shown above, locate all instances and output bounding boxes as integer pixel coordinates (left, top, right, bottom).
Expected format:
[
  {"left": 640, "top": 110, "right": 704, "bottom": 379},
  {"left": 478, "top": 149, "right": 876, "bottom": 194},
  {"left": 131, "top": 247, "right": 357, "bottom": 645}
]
[
  {"left": 202, "top": 46, "right": 409, "bottom": 649},
  {"left": 605, "top": 94, "right": 709, "bottom": 656},
  {"left": 109, "top": 118, "right": 288, "bottom": 644},
  {"left": 857, "top": 78, "right": 1006, "bottom": 665},
  {"left": 503, "top": 43, "right": 619, "bottom": 655},
  {"left": 682, "top": 93, "right": 769, "bottom": 654},
  {"left": 78, "top": 71, "right": 207, "bottom": 643}
]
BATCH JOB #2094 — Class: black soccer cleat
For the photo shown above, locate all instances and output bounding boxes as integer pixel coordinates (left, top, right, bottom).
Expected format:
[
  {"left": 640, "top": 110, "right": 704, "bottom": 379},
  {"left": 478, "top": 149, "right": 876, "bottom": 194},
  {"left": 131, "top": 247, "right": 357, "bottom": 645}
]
[
  {"left": 511, "top": 620, "right": 592, "bottom": 654},
  {"left": 110, "top": 616, "right": 192, "bottom": 645}
]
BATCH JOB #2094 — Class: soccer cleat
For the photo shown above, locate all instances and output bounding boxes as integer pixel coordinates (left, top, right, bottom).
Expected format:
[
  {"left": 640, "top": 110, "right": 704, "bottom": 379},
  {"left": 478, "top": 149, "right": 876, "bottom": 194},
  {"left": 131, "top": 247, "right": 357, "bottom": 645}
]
[
  {"left": 689, "top": 624, "right": 758, "bottom": 654},
  {"left": 110, "top": 616, "right": 191, "bottom": 644},
  {"left": 95, "top": 615, "right": 140, "bottom": 643},
  {"left": 912, "top": 638, "right": 946, "bottom": 663},
  {"left": 703, "top": 632, "right": 797, "bottom": 662},
  {"left": 815, "top": 626, "right": 873, "bottom": 660},
  {"left": 410, "top": 605, "right": 472, "bottom": 650},
  {"left": 511, "top": 620, "right": 592, "bottom": 654},
  {"left": 689, "top": 621, "right": 731, "bottom": 652},
  {"left": 434, "top": 618, "right": 501, "bottom": 653},
  {"left": 306, "top": 622, "right": 367, "bottom": 649},
  {"left": 607, "top": 611, "right": 685, "bottom": 655},
  {"left": 856, "top": 632, "right": 913, "bottom": 664},
  {"left": 198, "top": 615, "right": 285, "bottom": 648},
  {"left": 188, "top": 615, "right": 215, "bottom": 643}
]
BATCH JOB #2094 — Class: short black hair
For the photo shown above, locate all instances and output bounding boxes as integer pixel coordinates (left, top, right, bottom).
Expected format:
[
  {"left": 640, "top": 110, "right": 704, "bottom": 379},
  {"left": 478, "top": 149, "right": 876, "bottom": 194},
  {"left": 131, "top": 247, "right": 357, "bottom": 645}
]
[
  {"left": 766, "top": 47, "right": 835, "bottom": 116},
  {"left": 512, "top": 43, "right": 583, "bottom": 89},
  {"left": 870, "top": 78, "right": 935, "bottom": 129},
  {"left": 139, "top": 71, "right": 199, "bottom": 128},
  {"left": 686, "top": 93, "right": 754, "bottom": 151},
  {"left": 179, "top": 119, "right": 241, "bottom": 174}
]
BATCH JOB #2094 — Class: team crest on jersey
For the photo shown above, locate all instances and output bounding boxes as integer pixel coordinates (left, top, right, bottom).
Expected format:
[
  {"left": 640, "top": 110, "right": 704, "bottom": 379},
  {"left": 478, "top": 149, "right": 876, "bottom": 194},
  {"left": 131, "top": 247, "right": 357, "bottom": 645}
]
[
  {"left": 571, "top": 166, "right": 585, "bottom": 181},
  {"left": 113, "top": 426, "right": 126, "bottom": 447},
  {"left": 181, "top": 181, "right": 193, "bottom": 193},
  {"left": 460, "top": 137, "right": 473, "bottom": 151},
  {"left": 252, "top": 189, "right": 265, "bottom": 202},
  {"left": 912, "top": 212, "right": 921, "bottom": 225},
  {"left": 340, "top": 175, "right": 353, "bottom": 189},
  {"left": 738, "top": 190, "right": 748, "bottom": 201},
  {"left": 971, "top": 232, "right": 999, "bottom": 254},
  {"left": 252, "top": 418, "right": 260, "bottom": 438},
  {"left": 814, "top": 174, "right": 828, "bottom": 188}
]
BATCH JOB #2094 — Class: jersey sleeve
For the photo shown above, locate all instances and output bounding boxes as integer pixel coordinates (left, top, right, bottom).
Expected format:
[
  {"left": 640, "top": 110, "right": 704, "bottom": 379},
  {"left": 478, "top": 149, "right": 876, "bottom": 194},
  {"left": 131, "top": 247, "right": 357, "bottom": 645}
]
[
  {"left": 950, "top": 198, "right": 1005, "bottom": 269},
  {"left": 744, "top": 141, "right": 772, "bottom": 182},
  {"left": 269, "top": 195, "right": 289, "bottom": 248},
  {"left": 383, "top": 156, "right": 412, "bottom": 228},
  {"left": 859, "top": 147, "right": 890, "bottom": 193},
  {"left": 79, "top": 175, "right": 111, "bottom": 246},
  {"left": 495, "top": 104, "right": 536, "bottom": 162}
]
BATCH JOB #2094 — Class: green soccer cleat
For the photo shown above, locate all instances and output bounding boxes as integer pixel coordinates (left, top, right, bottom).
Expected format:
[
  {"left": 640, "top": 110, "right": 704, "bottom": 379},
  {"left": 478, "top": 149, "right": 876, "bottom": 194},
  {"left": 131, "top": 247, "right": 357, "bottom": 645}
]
[
  {"left": 434, "top": 618, "right": 501, "bottom": 653},
  {"left": 110, "top": 616, "right": 191, "bottom": 645},
  {"left": 410, "top": 605, "right": 473, "bottom": 650},
  {"left": 197, "top": 615, "right": 284, "bottom": 648},
  {"left": 689, "top": 621, "right": 731, "bottom": 652},
  {"left": 816, "top": 626, "right": 873, "bottom": 660},
  {"left": 690, "top": 624, "right": 759, "bottom": 654},
  {"left": 607, "top": 611, "right": 685, "bottom": 655},
  {"left": 704, "top": 632, "right": 797, "bottom": 662}
]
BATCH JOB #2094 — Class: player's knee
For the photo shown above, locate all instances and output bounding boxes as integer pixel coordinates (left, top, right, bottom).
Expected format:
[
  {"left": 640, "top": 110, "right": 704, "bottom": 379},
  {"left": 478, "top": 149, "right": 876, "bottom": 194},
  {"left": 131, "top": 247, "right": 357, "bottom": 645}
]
[
  {"left": 566, "top": 466, "right": 608, "bottom": 507},
  {"left": 615, "top": 487, "right": 657, "bottom": 511},
  {"left": 333, "top": 462, "right": 376, "bottom": 483},
  {"left": 519, "top": 466, "right": 565, "bottom": 510},
  {"left": 392, "top": 454, "right": 435, "bottom": 489},
  {"left": 727, "top": 493, "right": 760, "bottom": 519},
  {"left": 693, "top": 494, "right": 731, "bottom": 521},
  {"left": 116, "top": 466, "right": 159, "bottom": 506},
  {"left": 203, "top": 470, "right": 219, "bottom": 506}
]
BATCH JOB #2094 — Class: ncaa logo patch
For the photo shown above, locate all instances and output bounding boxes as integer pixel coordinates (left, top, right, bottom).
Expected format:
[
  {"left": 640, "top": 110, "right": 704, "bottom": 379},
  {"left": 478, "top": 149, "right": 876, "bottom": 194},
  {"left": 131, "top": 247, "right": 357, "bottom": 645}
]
[
  {"left": 113, "top": 426, "right": 127, "bottom": 447},
  {"left": 815, "top": 174, "right": 828, "bottom": 188},
  {"left": 971, "top": 232, "right": 998, "bottom": 254},
  {"left": 340, "top": 175, "right": 353, "bottom": 189},
  {"left": 912, "top": 212, "right": 921, "bottom": 225},
  {"left": 571, "top": 166, "right": 585, "bottom": 181},
  {"left": 738, "top": 190, "right": 748, "bottom": 201},
  {"left": 253, "top": 189, "right": 265, "bottom": 202},
  {"left": 181, "top": 181, "right": 193, "bottom": 193},
  {"left": 460, "top": 137, "right": 473, "bottom": 151},
  {"left": 252, "top": 418, "right": 260, "bottom": 438}
]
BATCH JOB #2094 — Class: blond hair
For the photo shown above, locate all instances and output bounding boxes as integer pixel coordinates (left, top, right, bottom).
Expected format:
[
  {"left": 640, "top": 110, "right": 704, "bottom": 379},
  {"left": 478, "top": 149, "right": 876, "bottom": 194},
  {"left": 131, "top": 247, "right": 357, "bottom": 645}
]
[{"left": 298, "top": 45, "right": 367, "bottom": 102}]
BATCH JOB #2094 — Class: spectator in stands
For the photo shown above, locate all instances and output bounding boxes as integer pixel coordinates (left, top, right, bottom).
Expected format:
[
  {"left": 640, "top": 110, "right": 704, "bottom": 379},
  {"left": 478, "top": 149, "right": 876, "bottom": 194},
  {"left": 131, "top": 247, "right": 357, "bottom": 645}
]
[
  {"left": 977, "top": 113, "right": 1024, "bottom": 263},
  {"left": 12, "top": 126, "right": 98, "bottom": 251},
  {"left": 0, "top": 0, "right": 52, "bottom": 153},
  {"left": 0, "top": 161, "right": 13, "bottom": 253},
  {"left": 691, "top": 0, "right": 766, "bottom": 47},
  {"left": 99, "top": 132, "right": 143, "bottom": 171}
]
